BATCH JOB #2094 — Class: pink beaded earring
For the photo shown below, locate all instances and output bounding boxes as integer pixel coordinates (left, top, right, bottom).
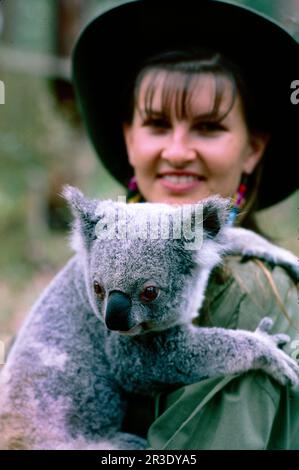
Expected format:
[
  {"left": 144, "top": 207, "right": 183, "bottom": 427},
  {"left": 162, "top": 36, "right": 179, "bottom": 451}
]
[
  {"left": 127, "top": 176, "right": 143, "bottom": 203},
  {"left": 226, "top": 174, "right": 249, "bottom": 226},
  {"left": 128, "top": 176, "right": 138, "bottom": 192}
]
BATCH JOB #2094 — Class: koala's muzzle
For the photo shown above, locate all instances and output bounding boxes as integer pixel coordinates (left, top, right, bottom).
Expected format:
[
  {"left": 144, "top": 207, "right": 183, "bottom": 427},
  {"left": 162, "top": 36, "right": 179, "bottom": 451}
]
[{"left": 105, "top": 291, "right": 132, "bottom": 331}]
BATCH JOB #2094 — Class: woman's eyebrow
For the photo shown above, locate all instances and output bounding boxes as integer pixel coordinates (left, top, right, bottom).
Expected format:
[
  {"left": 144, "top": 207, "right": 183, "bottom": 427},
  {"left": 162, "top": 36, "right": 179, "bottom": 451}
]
[{"left": 136, "top": 107, "right": 229, "bottom": 123}]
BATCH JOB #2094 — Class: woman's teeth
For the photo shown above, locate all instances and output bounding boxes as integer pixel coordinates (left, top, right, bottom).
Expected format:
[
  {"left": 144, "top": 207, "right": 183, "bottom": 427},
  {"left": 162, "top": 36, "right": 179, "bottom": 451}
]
[{"left": 161, "top": 175, "right": 199, "bottom": 183}]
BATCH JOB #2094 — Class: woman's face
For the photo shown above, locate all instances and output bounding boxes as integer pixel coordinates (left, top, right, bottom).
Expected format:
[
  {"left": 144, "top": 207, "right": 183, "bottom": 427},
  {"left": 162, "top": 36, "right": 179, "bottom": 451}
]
[{"left": 123, "top": 70, "right": 268, "bottom": 204}]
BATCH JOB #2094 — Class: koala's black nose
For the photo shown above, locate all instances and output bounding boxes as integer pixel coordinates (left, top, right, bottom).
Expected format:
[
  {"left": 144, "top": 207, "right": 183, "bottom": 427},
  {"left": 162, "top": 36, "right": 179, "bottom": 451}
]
[{"left": 105, "top": 291, "right": 132, "bottom": 331}]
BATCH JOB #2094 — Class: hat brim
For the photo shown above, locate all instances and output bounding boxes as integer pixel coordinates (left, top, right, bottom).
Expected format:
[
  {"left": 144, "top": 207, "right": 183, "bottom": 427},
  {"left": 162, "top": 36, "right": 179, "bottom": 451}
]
[{"left": 72, "top": 0, "right": 298, "bottom": 209}]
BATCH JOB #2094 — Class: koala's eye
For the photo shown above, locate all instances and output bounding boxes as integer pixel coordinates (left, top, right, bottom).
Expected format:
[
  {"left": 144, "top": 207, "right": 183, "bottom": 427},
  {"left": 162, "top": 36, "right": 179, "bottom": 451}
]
[
  {"left": 93, "top": 281, "right": 105, "bottom": 300},
  {"left": 140, "top": 286, "right": 160, "bottom": 302}
]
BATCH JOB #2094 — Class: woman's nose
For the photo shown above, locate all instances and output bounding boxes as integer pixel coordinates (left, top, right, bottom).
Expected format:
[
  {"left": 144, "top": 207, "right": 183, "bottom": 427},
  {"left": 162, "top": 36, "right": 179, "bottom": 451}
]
[{"left": 161, "top": 127, "right": 197, "bottom": 163}]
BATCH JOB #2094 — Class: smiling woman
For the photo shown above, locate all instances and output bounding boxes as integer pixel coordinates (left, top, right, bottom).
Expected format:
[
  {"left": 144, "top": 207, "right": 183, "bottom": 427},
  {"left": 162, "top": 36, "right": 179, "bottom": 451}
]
[
  {"left": 0, "top": 0, "right": 298, "bottom": 451},
  {"left": 122, "top": 51, "right": 269, "bottom": 205}
]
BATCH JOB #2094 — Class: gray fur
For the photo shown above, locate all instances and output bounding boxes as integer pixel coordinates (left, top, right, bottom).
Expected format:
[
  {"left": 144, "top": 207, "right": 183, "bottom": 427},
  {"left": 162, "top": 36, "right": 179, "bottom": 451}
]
[
  {"left": 0, "top": 186, "right": 298, "bottom": 450},
  {"left": 223, "top": 227, "right": 299, "bottom": 282}
]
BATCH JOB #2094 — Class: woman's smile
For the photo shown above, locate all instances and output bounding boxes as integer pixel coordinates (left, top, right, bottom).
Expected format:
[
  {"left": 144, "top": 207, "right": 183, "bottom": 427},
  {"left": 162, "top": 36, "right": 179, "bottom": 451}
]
[{"left": 157, "top": 171, "right": 205, "bottom": 194}]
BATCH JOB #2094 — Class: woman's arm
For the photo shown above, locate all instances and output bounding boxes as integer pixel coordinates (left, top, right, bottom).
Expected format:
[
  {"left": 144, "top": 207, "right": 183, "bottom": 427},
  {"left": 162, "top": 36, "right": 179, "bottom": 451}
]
[{"left": 148, "top": 370, "right": 298, "bottom": 450}]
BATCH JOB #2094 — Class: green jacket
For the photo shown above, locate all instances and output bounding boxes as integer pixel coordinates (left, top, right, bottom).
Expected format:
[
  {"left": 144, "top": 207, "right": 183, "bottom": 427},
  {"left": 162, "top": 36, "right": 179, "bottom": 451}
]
[{"left": 145, "top": 256, "right": 299, "bottom": 450}]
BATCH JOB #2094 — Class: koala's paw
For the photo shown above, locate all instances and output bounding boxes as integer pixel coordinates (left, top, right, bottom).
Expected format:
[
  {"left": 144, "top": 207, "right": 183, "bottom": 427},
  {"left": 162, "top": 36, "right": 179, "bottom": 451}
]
[
  {"left": 242, "top": 246, "right": 299, "bottom": 282},
  {"left": 224, "top": 227, "right": 299, "bottom": 281},
  {"left": 254, "top": 317, "right": 299, "bottom": 388},
  {"left": 255, "top": 317, "right": 290, "bottom": 345}
]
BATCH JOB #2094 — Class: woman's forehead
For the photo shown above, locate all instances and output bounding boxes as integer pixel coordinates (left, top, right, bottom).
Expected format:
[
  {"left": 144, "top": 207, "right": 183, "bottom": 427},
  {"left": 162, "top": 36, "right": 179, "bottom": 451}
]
[{"left": 135, "top": 69, "right": 235, "bottom": 119}]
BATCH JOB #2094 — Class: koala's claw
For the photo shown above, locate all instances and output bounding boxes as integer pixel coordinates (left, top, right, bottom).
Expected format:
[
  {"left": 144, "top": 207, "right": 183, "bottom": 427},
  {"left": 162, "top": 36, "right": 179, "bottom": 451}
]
[
  {"left": 274, "top": 356, "right": 299, "bottom": 388},
  {"left": 255, "top": 317, "right": 290, "bottom": 346},
  {"left": 261, "top": 351, "right": 299, "bottom": 388},
  {"left": 252, "top": 317, "right": 299, "bottom": 387},
  {"left": 256, "top": 317, "right": 274, "bottom": 333},
  {"left": 273, "top": 333, "right": 291, "bottom": 347}
]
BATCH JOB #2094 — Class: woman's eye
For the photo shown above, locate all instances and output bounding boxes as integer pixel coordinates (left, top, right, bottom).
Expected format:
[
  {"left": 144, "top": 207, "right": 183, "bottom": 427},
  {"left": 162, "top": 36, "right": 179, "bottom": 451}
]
[
  {"left": 140, "top": 286, "right": 160, "bottom": 302},
  {"left": 194, "top": 121, "right": 225, "bottom": 133},
  {"left": 143, "top": 117, "right": 170, "bottom": 131},
  {"left": 93, "top": 281, "right": 105, "bottom": 300}
]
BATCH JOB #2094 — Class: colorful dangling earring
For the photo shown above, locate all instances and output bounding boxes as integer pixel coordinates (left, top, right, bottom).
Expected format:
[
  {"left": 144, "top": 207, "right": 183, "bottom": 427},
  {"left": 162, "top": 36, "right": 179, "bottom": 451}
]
[
  {"left": 226, "top": 174, "right": 249, "bottom": 226},
  {"left": 128, "top": 176, "right": 138, "bottom": 192},
  {"left": 127, "top": 176, "right": 143, "bottom": 203}
]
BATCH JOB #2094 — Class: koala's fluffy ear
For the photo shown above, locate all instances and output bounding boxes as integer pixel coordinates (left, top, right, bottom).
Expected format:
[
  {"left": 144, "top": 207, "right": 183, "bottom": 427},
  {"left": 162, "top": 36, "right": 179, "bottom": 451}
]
[
  {"left": 62, "top": 185, "right": 99, "bottom": 252},
  {"left": 202, "top": 196, "right": 231, "bottom": 239},
  {"left": 62, "top": 185, "right": 99, "bottom": 220}
]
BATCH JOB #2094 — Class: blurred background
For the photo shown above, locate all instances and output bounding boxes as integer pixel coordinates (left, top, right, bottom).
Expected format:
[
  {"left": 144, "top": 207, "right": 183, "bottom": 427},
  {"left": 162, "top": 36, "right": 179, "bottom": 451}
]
[{"left": 0, "top": 0, "right": 298, "bottom": 351}]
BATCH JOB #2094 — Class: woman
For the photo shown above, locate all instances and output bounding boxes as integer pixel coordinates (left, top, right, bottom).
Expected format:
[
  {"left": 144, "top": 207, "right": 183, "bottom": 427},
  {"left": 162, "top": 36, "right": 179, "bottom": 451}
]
[
  {"left": 71, "top": 0, "right": 299, "bottom": 449},
  {"left": 0, "top": 0, "right": 298, "bottom": 450}
]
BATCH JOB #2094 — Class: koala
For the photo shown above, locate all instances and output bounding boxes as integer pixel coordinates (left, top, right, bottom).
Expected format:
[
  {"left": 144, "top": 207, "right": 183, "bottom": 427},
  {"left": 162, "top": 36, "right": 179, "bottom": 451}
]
[{"left": 0, "top": 186, "right": 298, "bottom": 451}]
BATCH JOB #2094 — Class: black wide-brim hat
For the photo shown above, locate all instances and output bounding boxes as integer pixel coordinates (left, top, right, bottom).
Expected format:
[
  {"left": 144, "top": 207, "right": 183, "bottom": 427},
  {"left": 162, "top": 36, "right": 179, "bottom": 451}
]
[{"left": 72, "top": 0, "right": 298, "bottom": 209}]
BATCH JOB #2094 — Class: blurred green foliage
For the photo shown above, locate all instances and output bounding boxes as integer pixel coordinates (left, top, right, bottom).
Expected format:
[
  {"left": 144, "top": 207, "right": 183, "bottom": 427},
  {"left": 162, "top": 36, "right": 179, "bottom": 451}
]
[
  {"left": 3, "top": 0, "right": 56, "bottom": 53},
  {"left": 0, "top": 65, "right": 122, "bottom": 336}
]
